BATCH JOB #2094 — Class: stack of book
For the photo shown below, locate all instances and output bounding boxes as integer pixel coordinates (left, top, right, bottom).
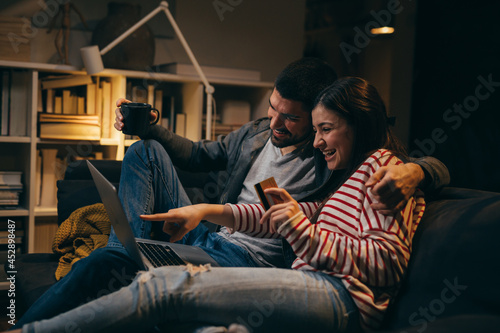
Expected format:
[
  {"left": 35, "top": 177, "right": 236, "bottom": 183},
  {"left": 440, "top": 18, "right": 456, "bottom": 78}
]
[
  {"left": 0, "top": 171, "right": 23, "bottom": 208},
  {"left": 39, "top": 113, "right": 100, "bottom": 140},
  {"left": 39, "top": 74, "right": 117, "bottom": 140}
]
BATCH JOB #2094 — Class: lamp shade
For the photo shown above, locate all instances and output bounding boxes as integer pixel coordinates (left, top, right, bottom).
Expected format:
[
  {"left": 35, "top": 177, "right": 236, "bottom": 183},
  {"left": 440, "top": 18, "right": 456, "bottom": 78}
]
[{"left": 81, "top": 45, "right": 104, "bottom": 75}]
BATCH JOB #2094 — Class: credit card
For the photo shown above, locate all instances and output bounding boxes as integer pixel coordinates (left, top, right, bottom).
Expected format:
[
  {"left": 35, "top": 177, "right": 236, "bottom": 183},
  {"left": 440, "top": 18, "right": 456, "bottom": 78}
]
[{"left": 254, "top": 177, "right": 284, "bottom": 210}]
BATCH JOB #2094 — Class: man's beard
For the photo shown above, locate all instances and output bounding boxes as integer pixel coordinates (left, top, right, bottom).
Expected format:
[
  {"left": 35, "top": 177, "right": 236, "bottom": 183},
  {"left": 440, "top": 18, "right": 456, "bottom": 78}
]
[{"left": 270, "top": 129, "right": 312, "bottom": 148}]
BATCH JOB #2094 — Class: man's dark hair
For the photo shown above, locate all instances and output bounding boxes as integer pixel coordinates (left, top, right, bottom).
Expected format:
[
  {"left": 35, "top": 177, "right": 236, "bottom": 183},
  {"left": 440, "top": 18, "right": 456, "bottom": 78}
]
[{"left": 274, "top": 57, "right": 338, "bottom": 112}]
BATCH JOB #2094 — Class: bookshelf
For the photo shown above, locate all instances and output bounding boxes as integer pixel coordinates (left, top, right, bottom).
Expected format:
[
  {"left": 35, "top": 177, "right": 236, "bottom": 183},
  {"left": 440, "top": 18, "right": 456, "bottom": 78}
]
[{"left": 0, "top": 59, "right": 273, "bottom": 267}]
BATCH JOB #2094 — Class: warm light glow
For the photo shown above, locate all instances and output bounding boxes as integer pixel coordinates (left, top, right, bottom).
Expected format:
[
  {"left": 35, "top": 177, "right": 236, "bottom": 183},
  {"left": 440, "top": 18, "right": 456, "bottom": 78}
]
[{"left": 370, "top": 26, "right": 395, "bottom": 35}]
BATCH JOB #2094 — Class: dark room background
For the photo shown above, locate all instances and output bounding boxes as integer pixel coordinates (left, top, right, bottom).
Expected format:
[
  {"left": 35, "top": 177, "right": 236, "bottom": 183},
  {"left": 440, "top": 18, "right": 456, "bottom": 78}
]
[
  {"left": 305, "top": 0, "right": 500, "bottom": 192},
  {"left": 410, "top": 0, "right": 500, "bottom": 192}
]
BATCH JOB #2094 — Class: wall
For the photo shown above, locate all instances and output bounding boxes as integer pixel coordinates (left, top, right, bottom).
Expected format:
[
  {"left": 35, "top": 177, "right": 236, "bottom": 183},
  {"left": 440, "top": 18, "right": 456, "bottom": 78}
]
[
  {"left": 304, "top": 0, "right": 417, "bottom": 146},
  {"left": 409, "top": 0, "right": 500, "bottom": 192},
  {"left": 154, "top": 0, "right": 306, "bottom": 82},
  {"left": 2, "top": 0, "right": 306, "bottom": 83}
]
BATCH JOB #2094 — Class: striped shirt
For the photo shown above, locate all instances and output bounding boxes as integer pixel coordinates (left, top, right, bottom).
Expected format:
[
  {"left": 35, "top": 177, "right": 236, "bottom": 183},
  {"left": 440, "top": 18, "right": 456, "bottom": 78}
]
[{"left": 228, "top": 149, "right": 426, "bottom": 330}]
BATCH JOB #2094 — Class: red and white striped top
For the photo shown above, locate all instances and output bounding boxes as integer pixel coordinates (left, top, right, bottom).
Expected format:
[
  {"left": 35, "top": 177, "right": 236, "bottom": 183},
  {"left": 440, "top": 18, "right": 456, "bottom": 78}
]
[{"left": 228, "top": 149, "right": 426, "bottom": 330}]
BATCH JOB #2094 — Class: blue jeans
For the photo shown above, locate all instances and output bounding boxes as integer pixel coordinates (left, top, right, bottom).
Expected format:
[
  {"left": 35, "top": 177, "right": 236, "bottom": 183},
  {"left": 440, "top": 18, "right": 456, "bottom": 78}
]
[
  {"left": 23, "top": 266, "right": 360, "bottom": 333},
  {"left": 109, "top": 140, "right": 261, "bottom": 268},
  {"left": 15, "top": 140, "right": 260, "bottom": 328}
]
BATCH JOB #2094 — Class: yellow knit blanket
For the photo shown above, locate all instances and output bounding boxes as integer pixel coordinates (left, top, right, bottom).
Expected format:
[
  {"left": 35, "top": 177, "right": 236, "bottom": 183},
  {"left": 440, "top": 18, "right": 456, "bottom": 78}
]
[{"left": 52, "top": 203, "right": 111, "bottom": 280}]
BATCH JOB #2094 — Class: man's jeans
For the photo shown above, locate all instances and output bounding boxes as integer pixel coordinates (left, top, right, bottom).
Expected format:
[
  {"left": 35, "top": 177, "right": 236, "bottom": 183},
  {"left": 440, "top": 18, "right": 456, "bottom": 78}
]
[
  {"left": 23, "top": 266, "right": 360, "bottom": 333},
  {"left": 108, "top": 140, "right": 262, "bottom": 268}
]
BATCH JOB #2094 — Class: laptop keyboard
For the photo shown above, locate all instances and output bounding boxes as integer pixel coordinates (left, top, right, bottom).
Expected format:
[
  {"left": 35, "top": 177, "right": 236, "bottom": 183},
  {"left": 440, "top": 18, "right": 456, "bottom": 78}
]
[{"left": 137, "top": 242, "right": 185, "bottom": 267}]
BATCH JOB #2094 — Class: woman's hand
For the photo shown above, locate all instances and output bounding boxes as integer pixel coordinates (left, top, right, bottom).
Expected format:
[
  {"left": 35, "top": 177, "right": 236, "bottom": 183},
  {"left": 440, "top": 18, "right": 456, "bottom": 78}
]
[
  {"left": 140, "top": 205, "right": 207, "bottom": 242},
  {"left": 260, "top": 188, "right": 301, "bottom": 233}
]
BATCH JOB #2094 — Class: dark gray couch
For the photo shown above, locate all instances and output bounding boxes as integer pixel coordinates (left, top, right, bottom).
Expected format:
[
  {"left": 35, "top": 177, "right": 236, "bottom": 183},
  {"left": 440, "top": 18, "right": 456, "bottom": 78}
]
[{"left": 10, "top": 160, "right": 500, "bottom": 331}]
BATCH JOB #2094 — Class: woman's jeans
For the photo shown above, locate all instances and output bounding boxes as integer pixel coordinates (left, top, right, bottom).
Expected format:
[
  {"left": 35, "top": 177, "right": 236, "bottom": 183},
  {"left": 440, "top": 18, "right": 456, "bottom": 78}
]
[{"left": 23, "top": 266, "right": 360, "bottom": 333}]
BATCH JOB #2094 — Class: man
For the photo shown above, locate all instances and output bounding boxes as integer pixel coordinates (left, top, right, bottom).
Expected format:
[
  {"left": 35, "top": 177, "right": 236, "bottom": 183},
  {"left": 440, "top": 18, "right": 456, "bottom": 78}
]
[{"left": 14, "top": 58, "right": 449, "bottom": 327}]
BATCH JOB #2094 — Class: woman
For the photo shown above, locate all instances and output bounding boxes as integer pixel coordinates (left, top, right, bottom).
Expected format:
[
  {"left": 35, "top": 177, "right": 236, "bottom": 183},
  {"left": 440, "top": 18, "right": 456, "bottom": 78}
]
[{"left": 14, "top": 78, "right": 425, "bottom": 333}]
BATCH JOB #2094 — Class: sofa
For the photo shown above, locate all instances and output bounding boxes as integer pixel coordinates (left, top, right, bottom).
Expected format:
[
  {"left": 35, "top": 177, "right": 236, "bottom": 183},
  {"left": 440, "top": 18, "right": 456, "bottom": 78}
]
[{"left": 10, "top": 160, "right": 500, "bottom": 331}]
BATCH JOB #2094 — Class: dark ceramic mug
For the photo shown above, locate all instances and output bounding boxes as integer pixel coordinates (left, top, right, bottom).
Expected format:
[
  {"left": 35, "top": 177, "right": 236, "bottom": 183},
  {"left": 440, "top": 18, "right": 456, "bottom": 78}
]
[{"left": 120, "top": 102, "right": 159, "bottom": 136}]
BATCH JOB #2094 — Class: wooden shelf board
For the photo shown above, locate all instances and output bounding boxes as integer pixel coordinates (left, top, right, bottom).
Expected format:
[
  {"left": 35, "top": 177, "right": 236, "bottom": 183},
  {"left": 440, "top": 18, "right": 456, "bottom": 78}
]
[
  {"left": 0, "top": 136, "right": 30, "bottom": 143},
  {"left": 0, "top": 59, "right": 83, "bottom": 74},
  {"left": 0, "top": 208, "right": 29, "bottom": 217},
  {"left": 37, "top": 138, "right": 120, "bottom": 146}
]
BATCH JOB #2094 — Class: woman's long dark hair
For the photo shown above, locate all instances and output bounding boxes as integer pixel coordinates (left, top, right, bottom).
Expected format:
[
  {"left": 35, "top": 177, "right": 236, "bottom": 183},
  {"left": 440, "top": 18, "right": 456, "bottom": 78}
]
[
  {"left": 310, "top": 77, "right": 407, "bottom": 222},
  {"left": 315, "top": 76, "right": 407, "bottom": 174}
]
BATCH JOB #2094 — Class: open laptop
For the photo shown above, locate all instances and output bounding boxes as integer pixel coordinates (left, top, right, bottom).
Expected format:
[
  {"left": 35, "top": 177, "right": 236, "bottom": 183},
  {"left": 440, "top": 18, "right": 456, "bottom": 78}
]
[{"left": 86, "top": 160, "right": 220, "bottom": 270}]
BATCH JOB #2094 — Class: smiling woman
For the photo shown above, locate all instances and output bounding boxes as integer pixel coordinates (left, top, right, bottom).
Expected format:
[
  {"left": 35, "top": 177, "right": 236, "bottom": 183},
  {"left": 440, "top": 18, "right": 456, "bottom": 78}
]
[
  {"left": 313, "top": 76, "right": 408, "bottom": 175},
  {"left": 312, "top": 105, "right": 354, "bottom": 170}
]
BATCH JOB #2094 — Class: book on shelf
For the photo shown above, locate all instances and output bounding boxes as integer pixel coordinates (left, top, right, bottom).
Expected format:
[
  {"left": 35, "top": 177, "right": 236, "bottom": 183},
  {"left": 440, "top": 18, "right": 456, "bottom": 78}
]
[
  {"left": 40, "top": 122, "right": 101, "bottom": 140},
  {"left": 0, "top": 171, "right": 22, "bottom": 185},
  {"left": 0, "top": 190, "right": 21, "bottom": 200},
  {"left": 1, "top": 70, "right": 10, "bottom": 135},
  {"left": 162, "top": 95, "right": 175, "bottom": 131},
  {"left": 38, "top": 148, "right": 58, "bottom": 208},
  {"left": 39, "top": 113, "right": 101, "bottom": 140},
  {"left": 35, "top": 150, "right": 42, "bottom": 206},
  {"left": 0, "top": 183, "right": 22, "bottom": 190},
  {"left": 0, "top": 171, "right": 23, "bottom": 207},
  {"left": 175, "top": 113, "right": 186, "bottom": 137},
  {"left": 53, "top": 96, "right": 62, "bottom": 114},
  {"left": 0, "top": 199, "right": 20, "bottom": 206},
  {"left": 0, "top": 188, "right": 22, "bottom": 207},
  {"left": 45, "top": 88, "right": 55, "bottom": 113},
  {"left": 61, "top": 89, "right": 73, "bottom": 114},
  {"left": 9, "top": 70, "right": 30, "bottom": 136},
  {"left": 0, "top": 69, "right": 29, "bottom": 136},
  {"left": 41, "top": 76, "right": 101, "bottom": 118},
  {"left": 100, "top": 80, "right": 111, "bottom": 139},
  {"left": 95, "top": 82, "right": 103, "bottom": 120},
  {"left": 147, "top": 84, "right": 155, "bottom": 105},
  {"left": 39, "top": 113, "right": 100, "bottom": 125},
  {"left": 41, "top": 75, "right": 93, "bottom": 90},
  {"left": 86, "top": 83, "right": 96, "bottom": 115}
]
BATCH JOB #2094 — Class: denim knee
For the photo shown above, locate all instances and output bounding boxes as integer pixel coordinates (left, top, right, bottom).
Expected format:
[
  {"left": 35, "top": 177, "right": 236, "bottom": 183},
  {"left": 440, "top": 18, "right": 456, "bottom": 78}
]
[{"left": 124, "top": 139, "right": 169, "bottom": 165}]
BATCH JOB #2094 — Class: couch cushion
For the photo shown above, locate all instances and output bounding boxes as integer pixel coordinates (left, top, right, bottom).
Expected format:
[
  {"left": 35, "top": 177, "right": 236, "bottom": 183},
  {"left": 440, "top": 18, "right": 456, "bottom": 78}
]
[
  {"left": 57, "top": 180, "right": 119, "bottom": 225},
  {"left": 382, "top": 187, "right": 500, "bottom": 330},
  {"left": 57, "top": 160, "right": 122, "bottom": 224},
  {"left": 63, "top": 160, "right": 122, "bottom": 182},
  {"left": 8, "top": 253, "right": 59, "bottom": 316}
]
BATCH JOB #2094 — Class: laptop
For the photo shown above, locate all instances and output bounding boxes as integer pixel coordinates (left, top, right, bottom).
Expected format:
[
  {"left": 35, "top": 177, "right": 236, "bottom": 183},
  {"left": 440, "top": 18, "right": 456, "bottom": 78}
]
[{"left": 86, "top": 160, "right": 220, "bottom": 270}]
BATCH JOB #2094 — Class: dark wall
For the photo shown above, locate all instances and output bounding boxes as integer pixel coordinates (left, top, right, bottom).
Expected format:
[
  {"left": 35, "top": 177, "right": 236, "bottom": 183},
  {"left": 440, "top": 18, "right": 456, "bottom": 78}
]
[{"left": 410, "top": 0, "right": 500, "bottom": 192}]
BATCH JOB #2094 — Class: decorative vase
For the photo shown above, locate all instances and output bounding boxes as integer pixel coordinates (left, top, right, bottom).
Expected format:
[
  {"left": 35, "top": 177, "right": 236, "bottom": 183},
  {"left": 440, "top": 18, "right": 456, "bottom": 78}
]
[{"left": 91, "top": 2, "right": 155, "bottom": 71}]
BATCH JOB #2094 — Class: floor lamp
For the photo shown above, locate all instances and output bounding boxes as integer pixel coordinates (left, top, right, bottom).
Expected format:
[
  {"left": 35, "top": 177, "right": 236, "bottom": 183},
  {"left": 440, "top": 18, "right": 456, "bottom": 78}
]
[{"left": 80, "top": 1, "right": 215, "bottom": 140}]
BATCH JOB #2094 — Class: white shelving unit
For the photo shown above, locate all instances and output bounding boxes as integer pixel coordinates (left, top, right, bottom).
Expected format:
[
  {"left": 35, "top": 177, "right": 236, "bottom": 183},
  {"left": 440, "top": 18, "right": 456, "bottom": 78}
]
[{"left": 0, "top": 59, "right": 273, "bottom": 271}]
